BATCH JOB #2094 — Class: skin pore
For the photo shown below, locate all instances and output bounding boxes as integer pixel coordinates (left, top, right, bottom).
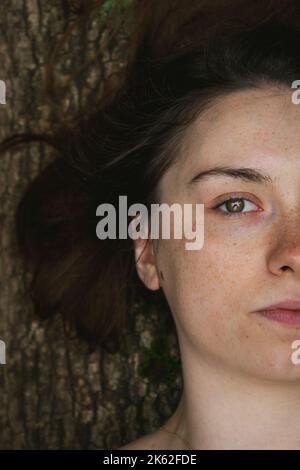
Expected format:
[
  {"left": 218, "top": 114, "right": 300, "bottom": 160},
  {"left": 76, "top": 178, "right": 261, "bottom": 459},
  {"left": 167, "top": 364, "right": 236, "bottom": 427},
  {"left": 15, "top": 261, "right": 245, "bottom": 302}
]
[{"left": 122, "top": 85, "right": 300, "bottom": 450}]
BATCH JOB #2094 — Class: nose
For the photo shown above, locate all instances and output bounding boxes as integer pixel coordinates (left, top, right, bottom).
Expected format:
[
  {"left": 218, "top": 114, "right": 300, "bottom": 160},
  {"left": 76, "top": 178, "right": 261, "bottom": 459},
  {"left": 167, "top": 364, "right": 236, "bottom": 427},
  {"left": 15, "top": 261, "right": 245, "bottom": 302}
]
[{"left": 267, "top": 219, "right": 300, "bottom": 279}]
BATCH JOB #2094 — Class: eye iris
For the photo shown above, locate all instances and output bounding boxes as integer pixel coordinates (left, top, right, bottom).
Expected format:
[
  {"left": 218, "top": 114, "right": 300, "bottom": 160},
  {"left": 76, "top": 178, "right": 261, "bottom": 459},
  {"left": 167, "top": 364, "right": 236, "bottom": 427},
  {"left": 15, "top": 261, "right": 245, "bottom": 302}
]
[{"left": 225, "top": 198, "right": 245, "bottom": 212}]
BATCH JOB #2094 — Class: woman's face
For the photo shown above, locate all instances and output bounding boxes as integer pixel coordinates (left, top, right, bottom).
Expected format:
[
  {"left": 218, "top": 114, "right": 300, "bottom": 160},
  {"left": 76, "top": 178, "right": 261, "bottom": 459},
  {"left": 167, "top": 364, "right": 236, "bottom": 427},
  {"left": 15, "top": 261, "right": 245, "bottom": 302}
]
[{"left": 136, "top": 86, "right": 300, "bottom": 382}]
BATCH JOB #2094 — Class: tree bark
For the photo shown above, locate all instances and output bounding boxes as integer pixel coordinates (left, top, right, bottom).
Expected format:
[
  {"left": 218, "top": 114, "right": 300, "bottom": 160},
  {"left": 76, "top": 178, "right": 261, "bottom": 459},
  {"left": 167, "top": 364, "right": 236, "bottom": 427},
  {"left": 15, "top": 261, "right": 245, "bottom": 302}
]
[{"left": 0, "top": 0, "right": 181, "bottom": 449}]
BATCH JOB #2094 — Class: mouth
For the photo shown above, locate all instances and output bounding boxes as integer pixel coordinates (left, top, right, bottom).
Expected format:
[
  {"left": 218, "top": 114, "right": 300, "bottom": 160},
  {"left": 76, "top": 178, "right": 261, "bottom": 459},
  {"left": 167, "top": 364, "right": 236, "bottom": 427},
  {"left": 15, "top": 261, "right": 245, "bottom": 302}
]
[
  {"left": 255, "top": 309, "right": 300, "bottom": 326},
  {"left": 253, "top": 299, "right": 300, "bottom": 326}
]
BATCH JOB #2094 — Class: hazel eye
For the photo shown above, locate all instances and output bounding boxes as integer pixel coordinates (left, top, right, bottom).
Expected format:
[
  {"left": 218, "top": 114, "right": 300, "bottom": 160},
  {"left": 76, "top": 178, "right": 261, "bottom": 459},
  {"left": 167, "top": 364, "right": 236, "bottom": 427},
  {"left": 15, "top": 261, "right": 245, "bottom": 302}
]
[{"left": 213, "top": 197, "right": 260, "bottom": 218}]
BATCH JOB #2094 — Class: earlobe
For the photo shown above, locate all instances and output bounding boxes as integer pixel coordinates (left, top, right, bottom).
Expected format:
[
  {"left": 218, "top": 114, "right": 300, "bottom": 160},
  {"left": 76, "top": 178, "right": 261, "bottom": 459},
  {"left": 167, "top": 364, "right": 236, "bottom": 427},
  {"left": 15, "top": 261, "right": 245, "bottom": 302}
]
[{"left": 133, "top": 237, "right": 160, "bottom": 291}]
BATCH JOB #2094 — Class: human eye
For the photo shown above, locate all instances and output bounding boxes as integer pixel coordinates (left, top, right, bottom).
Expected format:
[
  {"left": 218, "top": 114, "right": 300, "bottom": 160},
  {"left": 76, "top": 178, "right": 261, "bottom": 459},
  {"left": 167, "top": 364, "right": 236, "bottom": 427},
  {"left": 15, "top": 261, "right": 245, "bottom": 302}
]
[{"left": 212, "top": 194, "right": 262, "bottom": 218}]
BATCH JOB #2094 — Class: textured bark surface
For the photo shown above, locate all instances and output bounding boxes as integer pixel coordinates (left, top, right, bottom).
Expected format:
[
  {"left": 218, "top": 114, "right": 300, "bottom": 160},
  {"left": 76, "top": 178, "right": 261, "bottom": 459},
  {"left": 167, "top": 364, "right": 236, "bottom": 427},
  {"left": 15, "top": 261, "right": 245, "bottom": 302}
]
[{"left": 0, "top": 0, "right": 181, "bottom": 449}]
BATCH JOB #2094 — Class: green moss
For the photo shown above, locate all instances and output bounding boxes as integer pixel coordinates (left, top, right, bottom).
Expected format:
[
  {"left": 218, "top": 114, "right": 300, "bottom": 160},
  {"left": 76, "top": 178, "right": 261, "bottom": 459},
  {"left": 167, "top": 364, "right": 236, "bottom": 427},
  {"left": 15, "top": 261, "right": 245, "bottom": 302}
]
[
  {"left": 97, "top": 0, "right": 134, "bottom": 26},
  {"left": 138, "top": 336, "right": 181, "bottom": 386}
]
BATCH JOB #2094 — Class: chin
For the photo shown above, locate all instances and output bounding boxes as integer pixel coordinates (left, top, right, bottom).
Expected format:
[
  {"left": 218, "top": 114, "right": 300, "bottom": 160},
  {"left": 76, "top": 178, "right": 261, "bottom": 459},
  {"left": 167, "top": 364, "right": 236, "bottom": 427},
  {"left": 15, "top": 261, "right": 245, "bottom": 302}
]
[{"left": 242, "top": 345, "right": 300, "bottom": 383}]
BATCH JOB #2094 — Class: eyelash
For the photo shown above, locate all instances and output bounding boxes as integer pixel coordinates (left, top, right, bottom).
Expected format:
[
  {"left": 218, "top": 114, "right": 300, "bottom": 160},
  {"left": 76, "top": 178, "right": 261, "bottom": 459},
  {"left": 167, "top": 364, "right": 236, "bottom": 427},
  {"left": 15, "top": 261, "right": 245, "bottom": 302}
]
[{"left": 213, "top": 196, "right": 261, "bottom": 218}]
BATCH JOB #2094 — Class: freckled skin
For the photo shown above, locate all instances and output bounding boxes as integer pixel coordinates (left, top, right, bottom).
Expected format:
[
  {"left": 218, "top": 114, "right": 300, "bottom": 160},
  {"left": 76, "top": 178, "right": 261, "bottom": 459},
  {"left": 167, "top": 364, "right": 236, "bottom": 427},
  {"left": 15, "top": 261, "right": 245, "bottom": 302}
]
[
  {"left": 132, "top": 86, "right": 300, "bottom": 449},
  {"left": 155, "top": 87, "right": 300, "bottom": 383}
]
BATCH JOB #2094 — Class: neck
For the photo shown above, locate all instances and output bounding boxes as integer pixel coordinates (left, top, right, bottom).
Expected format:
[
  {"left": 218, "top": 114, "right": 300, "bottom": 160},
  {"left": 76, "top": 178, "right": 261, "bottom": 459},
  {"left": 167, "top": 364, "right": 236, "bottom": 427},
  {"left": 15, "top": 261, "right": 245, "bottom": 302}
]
[{"left": 166, "top": 347, "right": 300, "bottom": 450}]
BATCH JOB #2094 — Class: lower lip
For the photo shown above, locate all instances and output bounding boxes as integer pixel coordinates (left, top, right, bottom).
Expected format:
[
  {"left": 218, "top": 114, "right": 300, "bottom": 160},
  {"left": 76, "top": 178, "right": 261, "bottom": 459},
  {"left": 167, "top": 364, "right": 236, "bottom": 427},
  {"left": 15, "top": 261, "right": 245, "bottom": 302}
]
[{"left": 255, "top": 309, "right": 300, "bottom": 325}]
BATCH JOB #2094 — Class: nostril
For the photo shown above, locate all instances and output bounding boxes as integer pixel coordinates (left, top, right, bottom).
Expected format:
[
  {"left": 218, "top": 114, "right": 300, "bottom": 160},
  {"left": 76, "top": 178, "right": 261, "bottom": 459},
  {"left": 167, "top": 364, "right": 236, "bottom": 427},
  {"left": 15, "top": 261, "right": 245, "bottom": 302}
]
[{"left": 281, "top": 266, "right": 290, "bottom": 271}]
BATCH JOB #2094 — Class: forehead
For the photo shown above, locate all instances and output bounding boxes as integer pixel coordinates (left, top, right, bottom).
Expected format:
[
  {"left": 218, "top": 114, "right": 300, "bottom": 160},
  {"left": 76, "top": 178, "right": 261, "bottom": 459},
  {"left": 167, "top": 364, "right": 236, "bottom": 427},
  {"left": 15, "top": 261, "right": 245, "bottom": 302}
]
[
  {"left": 186, "top": 87, "right": 299, "bottom": 161},
  {"left": 160, "top": 86, "right": 300, "bottom": 190}
]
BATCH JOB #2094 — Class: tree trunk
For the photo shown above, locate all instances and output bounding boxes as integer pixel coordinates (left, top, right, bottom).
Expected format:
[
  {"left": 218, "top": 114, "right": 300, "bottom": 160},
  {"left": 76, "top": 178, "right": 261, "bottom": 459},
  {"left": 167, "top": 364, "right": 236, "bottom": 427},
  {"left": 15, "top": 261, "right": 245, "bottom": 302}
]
[{"left": 0, "top": 0, "right": 181, "bottom": 449}]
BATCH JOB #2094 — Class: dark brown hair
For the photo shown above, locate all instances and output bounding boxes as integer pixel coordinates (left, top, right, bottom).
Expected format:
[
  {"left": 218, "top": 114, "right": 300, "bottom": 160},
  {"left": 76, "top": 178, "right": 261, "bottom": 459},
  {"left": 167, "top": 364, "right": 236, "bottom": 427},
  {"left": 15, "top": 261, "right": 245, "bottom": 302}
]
[{"left": 2, "top": 0, "right": 300, "bottom": 353}]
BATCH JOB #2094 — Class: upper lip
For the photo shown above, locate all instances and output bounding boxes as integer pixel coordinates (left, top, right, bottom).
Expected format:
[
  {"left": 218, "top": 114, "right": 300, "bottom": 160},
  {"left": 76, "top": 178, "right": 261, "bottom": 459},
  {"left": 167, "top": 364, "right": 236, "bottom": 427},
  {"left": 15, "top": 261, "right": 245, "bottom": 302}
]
[{"left": 256, "top": 299, "right": 300, "bottom": 311}]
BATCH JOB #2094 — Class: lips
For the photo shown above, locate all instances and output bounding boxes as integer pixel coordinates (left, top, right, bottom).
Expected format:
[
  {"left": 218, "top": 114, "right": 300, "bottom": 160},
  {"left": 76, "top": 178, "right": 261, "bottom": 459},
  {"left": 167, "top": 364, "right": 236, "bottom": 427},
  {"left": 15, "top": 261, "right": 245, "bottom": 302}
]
[{"left": 254, "top": 299, "right": 300, "bottom": 326}]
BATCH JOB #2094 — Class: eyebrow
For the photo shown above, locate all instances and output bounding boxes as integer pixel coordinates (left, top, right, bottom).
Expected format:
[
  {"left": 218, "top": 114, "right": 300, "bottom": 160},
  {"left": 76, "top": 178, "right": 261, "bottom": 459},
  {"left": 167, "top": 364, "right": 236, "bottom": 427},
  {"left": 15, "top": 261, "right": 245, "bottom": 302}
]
[{"left": 188, "top": 166, "right": 273, "bottom": 185}]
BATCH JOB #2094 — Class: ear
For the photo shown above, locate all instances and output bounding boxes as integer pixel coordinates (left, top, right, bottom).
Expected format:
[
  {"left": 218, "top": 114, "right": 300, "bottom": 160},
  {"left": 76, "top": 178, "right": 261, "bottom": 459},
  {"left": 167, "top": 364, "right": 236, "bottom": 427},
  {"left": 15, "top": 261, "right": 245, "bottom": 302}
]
[{"left": 133, "top": 237, "right": 160, "bottom": 291}]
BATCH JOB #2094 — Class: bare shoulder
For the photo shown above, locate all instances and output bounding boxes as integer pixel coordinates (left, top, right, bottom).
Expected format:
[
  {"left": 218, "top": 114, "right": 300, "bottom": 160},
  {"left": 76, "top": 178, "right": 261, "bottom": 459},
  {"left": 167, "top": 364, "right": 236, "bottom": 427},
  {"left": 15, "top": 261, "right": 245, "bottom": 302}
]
[{"left": 117, "top": 429, "right": 170, "bottom": 450}]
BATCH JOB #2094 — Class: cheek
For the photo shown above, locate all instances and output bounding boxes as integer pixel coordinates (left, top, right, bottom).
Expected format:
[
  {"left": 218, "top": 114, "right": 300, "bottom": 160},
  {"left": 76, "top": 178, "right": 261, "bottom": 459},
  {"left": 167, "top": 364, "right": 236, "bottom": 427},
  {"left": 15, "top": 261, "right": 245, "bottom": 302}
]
[
  {"left": 156, "top": 234, "right": 264, "bottom": 347},
  {"left": 157, "top": 238, "right": 241, "bottom": 325},
  {"left": 159, "top": 233, "right": 251, "bottom": 302}
]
